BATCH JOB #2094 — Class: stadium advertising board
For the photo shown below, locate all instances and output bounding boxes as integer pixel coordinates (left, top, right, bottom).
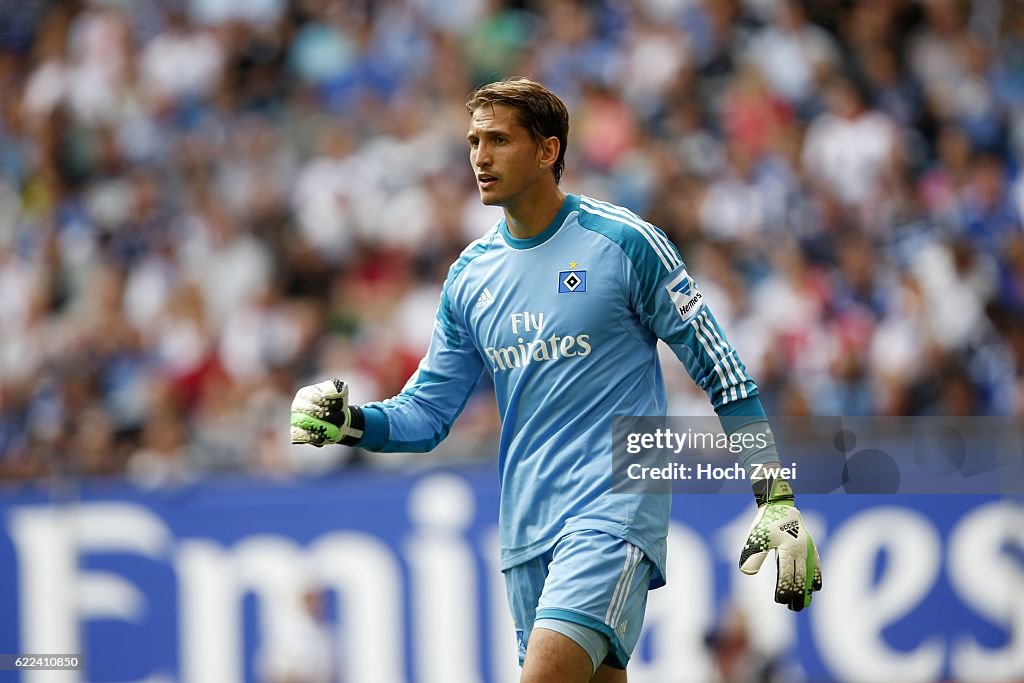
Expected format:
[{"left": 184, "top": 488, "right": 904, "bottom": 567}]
[{"left": 0, "top": 468, "right": 1020, "bottom": 682}]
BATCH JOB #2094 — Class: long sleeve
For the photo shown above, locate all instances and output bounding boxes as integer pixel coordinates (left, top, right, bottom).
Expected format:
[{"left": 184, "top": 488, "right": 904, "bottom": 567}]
[
  {"left": 626, "top": 242, "right": 779, "bottom": 467},
  {"left": 356, "top": 239, "right": 490, "bottom": 452},
  {"left": 637, "top": 260, "right": 760, "bottom": 414}
]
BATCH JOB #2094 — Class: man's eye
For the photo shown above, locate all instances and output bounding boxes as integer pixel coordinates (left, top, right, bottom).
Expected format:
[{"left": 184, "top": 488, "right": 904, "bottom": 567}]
[{"left": 495, "top": 137, "right": 506, "bottom": 144}]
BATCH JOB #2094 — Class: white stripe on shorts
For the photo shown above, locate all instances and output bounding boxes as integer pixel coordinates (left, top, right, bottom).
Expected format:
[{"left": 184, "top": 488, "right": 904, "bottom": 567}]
[
  {"left": 605, "top": 545, "right": 636, "bottom": 625},
  {"left": 605, "top": 545, "right": 643, "bottom": 628},
  {"left": 610, "top": 547, "right": 644, "bottom": 628}
]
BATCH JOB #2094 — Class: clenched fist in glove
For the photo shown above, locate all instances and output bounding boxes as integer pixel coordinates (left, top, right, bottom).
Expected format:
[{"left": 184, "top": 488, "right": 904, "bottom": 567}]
[
  {"left": 739, "top": 466, "right": 822, "bottom": 611},
  {"left": 290, "top": 379, "right": 366, "bottom": 447}
]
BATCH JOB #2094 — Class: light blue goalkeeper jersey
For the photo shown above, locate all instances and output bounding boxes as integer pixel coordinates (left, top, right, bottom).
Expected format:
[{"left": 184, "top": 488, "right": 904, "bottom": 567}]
[{"left": 357, "top": 194, "right": 765, "bottom": 586}]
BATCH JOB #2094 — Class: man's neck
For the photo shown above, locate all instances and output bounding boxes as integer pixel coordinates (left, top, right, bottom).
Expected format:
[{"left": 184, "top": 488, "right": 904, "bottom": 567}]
[{"left": 503, "top": 184, "right": 567, "bottom": 239}]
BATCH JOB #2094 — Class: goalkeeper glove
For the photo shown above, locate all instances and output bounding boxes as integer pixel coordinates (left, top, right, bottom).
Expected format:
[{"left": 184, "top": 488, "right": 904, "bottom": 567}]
[
  {"left": 739, "top": 465, "right": 822, "bottom": 611},
  {"left": 290, "top": 379, "right": 366, "bottom": 447}
]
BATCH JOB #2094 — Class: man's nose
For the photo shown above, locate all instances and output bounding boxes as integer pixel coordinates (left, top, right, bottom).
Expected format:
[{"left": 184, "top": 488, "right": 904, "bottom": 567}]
[{"left": 475, "top": 142, "right": 492, "bottom": 167}]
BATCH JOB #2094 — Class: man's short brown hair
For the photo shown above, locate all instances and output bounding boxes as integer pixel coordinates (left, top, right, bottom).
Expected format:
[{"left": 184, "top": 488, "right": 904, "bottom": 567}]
[{"left": 466, "top": 77, "right": 569, "bottom": 183}]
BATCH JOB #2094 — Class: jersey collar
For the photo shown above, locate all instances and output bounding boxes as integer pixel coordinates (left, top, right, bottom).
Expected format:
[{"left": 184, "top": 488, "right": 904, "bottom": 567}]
[{"left": 500, "top": 194, "right": 579, "bottom": 250}]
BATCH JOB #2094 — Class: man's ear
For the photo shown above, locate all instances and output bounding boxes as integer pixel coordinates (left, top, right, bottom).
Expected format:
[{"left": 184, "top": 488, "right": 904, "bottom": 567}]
[{"left": 538, "top": 135, "right": 560, "bottom": 170}]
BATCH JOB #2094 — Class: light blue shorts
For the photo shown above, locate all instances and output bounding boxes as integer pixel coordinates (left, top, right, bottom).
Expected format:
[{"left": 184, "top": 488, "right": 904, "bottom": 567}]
[{"left": 504, "top": 529, "right": 654, "bottom": 669}]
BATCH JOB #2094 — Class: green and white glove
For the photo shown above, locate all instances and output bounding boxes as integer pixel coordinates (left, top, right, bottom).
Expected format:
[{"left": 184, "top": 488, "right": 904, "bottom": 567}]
[
  {"left": 290, "top": 379, "right": 365, "bottom": 447},
  {"left": 739, "top": 466, "right": 822, "bottom": 611}
]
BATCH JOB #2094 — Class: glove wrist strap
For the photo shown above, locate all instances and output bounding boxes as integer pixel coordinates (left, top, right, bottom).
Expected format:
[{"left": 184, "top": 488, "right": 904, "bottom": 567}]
[
  {"left": 751, "top": 461, "right": 795, "bottom": 507},
  {"left": 340, "top": 405, "right": 366, "bottom": 447}
]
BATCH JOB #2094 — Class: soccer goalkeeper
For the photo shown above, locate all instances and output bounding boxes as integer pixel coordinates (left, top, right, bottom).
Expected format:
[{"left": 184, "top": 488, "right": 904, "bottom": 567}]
[{"left": 291, "top": 78, "right": 821, "bottom": 683}]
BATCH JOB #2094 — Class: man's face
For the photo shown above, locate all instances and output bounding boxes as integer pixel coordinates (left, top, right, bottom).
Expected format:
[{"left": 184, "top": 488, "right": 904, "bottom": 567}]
[{"left": 467, "top": 103, "right": 547, "bottom": 207}]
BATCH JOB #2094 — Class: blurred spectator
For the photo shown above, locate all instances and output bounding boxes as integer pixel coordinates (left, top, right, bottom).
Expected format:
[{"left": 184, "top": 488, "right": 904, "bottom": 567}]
[
  {"left": 743, "top": 0, "right": 840, "bottom": 115},
  {"left": 138, "top": 6, "right": 226, "bottom": 109},
  {"left": 956, "top": 151, "right": 1019, "bottom": 252},
  {"left": 126, "top": 407, "right": 197, "bottom": 488},
  {"left": 257, "top": 588, "right": 335, "bottom": 683},
  {"left": 704, "top": 605, "right": 798, "bottom": 683},
  {"left": 720, "top": 64, "right": 794, "bottom": 162},
  {"left": 908, "top": 0, "right": 970, "bottom": 123},
  {"left": 801, "top": 74, "right": 903, "bottom": 230}
]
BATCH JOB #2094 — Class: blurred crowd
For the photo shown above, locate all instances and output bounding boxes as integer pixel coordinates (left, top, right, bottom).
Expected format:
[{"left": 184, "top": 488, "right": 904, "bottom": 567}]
[{"left": 1, "top": 0, "right": 1022, "bottom": 485}]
